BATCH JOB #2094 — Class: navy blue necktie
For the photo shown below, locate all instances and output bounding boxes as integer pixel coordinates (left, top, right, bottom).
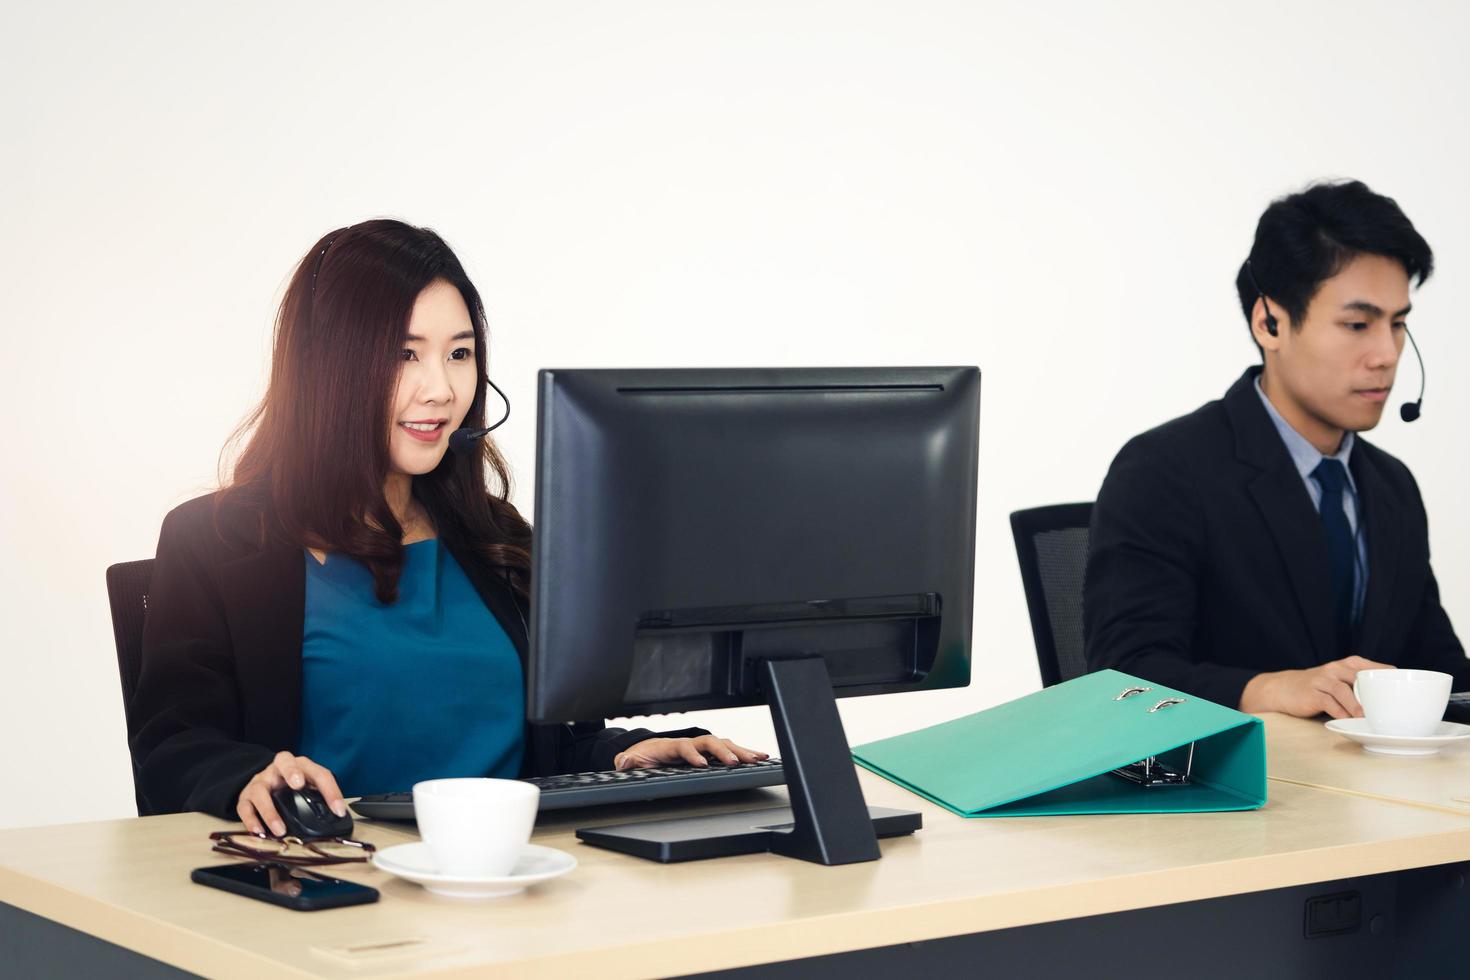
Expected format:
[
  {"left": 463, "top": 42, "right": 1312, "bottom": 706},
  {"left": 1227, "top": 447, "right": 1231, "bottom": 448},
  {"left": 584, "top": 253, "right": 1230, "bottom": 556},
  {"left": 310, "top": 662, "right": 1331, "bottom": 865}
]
[{"left": 1311, "top": 459, "right": 1355, "bottom": 655}]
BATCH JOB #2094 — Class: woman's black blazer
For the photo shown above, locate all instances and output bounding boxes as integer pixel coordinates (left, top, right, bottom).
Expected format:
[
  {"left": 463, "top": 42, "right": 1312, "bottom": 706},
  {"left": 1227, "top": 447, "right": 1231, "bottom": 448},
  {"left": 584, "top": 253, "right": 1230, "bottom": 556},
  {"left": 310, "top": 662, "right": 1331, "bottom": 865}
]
[{"left": 129, "top": 492, "right": 701, "bottom": 819}]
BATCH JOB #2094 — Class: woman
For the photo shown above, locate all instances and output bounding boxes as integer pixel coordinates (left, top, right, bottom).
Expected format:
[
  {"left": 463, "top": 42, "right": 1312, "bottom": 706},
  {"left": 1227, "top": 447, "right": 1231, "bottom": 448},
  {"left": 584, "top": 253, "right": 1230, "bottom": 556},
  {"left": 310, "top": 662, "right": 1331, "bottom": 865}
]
[{"left": 130, "top": 219, "right": 764, "bottom": 838}]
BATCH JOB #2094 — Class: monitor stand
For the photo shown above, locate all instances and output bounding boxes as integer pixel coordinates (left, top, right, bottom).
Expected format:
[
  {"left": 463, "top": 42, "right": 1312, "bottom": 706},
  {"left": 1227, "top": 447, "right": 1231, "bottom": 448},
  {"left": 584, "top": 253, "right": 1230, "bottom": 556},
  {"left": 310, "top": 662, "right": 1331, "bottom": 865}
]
[{"left": 575, "top": 655, "right": 922, "bottom": 864}]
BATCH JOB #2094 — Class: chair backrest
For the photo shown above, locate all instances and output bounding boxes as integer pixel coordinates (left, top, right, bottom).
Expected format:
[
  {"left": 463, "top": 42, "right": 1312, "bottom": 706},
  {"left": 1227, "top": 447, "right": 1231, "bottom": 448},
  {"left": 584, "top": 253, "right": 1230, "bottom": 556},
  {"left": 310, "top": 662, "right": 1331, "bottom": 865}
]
[
  {"left": 105, "top": 558, "right": 153, "bottom": 815},
  {"left": 1009, "top": 503, "right": 1094, "bottom": 688}
]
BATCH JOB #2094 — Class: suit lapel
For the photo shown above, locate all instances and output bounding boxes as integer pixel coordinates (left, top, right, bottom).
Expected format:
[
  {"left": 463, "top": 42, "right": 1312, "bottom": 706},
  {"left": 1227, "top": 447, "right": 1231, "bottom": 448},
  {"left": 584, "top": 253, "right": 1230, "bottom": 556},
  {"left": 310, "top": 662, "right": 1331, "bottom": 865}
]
[
  {"left": 441, "top": 535, "right": 530, "bottom": 670},
  {"left": 1246, "top": 469, "right": 1338, "bottom": 664},
  {"left": 1350, "top": 447, "right": 1401, "bottom": 660},
  {"left": 217, "top": 543, "right": 305, "bottom": 749},
  {"left": 1225, "top": 369, "right": 1339, "bottom": 664}
]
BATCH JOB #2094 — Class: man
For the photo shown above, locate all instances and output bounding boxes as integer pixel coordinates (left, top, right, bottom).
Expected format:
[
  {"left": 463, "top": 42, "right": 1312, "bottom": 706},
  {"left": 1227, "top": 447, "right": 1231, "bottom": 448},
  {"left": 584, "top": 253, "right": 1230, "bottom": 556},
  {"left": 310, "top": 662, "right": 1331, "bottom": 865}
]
[{"left": 1084, "top": 180, "right": 1469, "bottom": 719}]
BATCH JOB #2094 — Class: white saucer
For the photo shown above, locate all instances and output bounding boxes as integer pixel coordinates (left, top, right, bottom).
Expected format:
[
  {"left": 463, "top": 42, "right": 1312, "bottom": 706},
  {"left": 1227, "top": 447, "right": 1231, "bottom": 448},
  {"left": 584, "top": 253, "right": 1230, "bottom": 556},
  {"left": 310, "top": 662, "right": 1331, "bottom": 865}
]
[
  {"left": 1325, "top": 718, "right": 1470, "bottom": 756},
  {"left": 372, "top": 842, "right": 576, "bottom": 899}
]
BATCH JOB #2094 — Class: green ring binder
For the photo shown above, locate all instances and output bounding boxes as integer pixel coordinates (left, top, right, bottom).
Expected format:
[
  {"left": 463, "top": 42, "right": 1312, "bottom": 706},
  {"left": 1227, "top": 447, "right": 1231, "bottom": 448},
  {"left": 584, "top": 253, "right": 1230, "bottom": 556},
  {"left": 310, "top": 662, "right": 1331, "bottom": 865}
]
[{"left": 851, "top": 670, "right": 1268, "bottom": 817}]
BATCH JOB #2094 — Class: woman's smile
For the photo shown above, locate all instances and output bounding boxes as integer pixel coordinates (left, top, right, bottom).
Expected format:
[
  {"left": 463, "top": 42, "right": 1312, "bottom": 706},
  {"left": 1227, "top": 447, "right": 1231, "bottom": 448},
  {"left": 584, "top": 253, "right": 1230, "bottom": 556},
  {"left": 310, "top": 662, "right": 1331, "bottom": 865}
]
[{"left": 399, "top": 418, "right": 447, "bottom": 442}]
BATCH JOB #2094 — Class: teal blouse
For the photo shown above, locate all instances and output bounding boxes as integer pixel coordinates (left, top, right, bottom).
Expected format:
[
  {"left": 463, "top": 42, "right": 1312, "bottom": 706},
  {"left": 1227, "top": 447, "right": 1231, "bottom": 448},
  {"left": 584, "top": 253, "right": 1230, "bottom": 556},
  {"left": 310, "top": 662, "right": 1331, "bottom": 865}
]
[{"left": 298, "top": 538, "right": 525, "bottom": 796}]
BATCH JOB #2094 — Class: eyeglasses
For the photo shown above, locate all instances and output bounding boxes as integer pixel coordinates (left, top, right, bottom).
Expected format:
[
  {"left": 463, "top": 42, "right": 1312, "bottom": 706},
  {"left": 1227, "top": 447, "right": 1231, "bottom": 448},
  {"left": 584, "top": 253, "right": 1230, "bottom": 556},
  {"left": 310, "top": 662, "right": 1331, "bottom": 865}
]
[{"left": 209, "top": 830, "right": 376, "bottom": 867}]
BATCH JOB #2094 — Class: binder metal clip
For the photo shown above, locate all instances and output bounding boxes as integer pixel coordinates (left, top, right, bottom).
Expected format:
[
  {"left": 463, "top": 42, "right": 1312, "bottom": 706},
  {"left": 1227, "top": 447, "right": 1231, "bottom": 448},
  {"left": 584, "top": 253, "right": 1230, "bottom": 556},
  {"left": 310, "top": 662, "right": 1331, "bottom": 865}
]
[
  {"left": 1110, "top": 695, "right": 1194, "bottom": 787},
  {"left": 1112, "top": 744, "right": 1195, "bottom": 788}
]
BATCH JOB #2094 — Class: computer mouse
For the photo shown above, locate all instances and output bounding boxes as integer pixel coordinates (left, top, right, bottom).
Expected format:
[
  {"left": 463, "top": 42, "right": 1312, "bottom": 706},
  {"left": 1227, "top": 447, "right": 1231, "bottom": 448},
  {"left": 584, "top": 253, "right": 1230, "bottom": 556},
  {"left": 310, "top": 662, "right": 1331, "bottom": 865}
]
[{"left": 269, "top": 786, "right": 354, "bottom": 839}]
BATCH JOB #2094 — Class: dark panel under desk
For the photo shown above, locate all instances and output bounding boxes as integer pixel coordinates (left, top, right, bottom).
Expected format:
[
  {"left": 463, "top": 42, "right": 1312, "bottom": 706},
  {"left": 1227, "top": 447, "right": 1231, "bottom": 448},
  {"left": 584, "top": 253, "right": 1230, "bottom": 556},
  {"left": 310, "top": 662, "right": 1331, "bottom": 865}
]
[
  {"left": 682, "top": 862, "right": 1470, "bottom": 980},
  {"left": 0, "top": 901, "right": 201, "bottom": 980}
]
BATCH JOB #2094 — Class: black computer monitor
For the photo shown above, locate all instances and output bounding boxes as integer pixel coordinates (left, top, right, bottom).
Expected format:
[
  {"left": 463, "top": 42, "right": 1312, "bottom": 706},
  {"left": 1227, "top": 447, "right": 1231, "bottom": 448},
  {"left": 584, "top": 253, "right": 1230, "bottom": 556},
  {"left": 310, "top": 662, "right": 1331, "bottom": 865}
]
[{"left": 527, "top": 367, "right": 980, "bottom": 864}]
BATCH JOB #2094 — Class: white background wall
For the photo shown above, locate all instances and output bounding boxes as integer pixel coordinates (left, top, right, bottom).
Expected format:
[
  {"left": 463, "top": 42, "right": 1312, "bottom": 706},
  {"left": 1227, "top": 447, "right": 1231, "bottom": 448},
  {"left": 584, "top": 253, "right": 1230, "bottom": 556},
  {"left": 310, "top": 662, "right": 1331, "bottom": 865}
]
[{"left": 4, "top": 0, "right": 1468, "bottom": 830}]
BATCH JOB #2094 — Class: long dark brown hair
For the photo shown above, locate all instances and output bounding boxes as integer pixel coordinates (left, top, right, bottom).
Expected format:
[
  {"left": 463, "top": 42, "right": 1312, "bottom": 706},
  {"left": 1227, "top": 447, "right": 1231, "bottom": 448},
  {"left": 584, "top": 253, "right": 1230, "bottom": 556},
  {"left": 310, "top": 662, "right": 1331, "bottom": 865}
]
[{"left": 218, "top": 219, "right": 531, "bottom": 602}]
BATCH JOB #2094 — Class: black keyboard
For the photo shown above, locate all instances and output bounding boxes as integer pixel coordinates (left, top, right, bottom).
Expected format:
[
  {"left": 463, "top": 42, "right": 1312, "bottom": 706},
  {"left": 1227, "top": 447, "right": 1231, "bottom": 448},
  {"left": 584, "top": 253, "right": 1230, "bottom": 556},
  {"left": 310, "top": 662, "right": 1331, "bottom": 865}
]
[{"left": 351, "top": 759, "right": 786, "bottom": 821}]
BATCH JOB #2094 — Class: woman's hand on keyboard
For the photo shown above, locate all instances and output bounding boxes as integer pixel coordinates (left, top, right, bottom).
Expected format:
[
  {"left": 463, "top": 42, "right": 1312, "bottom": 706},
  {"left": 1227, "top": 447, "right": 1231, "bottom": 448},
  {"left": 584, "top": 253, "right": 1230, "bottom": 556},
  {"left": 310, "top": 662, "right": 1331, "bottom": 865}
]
[
  {"left": 236, "top": 751, "right": 347, "bottom": 837},
  {"left": 614, "top": 735, "right": 769, "bottom": 771}
]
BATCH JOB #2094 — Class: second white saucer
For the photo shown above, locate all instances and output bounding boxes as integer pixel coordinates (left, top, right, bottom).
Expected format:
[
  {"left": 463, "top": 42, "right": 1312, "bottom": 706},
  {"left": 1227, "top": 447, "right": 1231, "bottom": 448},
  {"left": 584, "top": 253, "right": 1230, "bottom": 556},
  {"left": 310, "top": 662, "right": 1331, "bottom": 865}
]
[
  {"left": 1325, "top": 718, "right": 1470, "bottom": 756},
  {"left": 373, "top": 842, "right": 576, "bottom": 899}
]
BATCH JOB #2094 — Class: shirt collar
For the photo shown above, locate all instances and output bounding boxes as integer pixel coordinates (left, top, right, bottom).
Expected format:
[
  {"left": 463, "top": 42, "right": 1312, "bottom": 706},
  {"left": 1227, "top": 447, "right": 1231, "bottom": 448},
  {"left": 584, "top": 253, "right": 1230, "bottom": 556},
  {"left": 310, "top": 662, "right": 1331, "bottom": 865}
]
[{"left": 1254, "top": 375, "right": 1357, "bottom": 491}]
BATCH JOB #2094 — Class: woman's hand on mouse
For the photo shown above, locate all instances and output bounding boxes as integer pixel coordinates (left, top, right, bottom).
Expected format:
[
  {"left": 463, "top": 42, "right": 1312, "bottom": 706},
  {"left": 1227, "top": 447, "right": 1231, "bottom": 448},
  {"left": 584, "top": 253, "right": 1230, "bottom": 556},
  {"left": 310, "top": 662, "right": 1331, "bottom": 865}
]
[
  {"left": 613, "top": 735, "right": 768, "bottom": 770},
  {"left": 237, "top": 751, "right": 347, "bottom": 837}
]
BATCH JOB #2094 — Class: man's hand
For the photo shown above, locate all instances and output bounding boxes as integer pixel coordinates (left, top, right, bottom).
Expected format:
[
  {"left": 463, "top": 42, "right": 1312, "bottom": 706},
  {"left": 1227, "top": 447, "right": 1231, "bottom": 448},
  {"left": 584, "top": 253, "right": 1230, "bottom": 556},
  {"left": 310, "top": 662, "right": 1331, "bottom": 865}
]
[
  {"left": 1239, "top": 656, "right": 1395, "bottom": 718},
  {"left": 614, "top": 735, "right": 768, "bottom": 770}
]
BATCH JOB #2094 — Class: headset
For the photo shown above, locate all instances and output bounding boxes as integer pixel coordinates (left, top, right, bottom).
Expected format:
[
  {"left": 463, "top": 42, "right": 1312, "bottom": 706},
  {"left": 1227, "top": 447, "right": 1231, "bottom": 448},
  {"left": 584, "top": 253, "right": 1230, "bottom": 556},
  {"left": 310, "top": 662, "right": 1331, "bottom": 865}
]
[
  {"left": 447, "top": 381, "right": 511, "bottom": 455},
  {"left": 1245, "top": 259, "right": 1424, "bottom": 422},
  {"left": 1244, "top": 259, "right": 1281, "bottom": 338}
]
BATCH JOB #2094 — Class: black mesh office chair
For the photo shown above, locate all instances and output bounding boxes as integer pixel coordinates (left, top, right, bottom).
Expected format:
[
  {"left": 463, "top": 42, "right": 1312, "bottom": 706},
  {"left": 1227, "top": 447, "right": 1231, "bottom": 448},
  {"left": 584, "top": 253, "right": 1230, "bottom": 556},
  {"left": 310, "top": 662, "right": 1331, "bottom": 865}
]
[
  {"left": 1009, "top": 503, "right": 1094, "bottom": 688},
  {"left": 105, "top": 558, "right": 153, "bottom": 816}
]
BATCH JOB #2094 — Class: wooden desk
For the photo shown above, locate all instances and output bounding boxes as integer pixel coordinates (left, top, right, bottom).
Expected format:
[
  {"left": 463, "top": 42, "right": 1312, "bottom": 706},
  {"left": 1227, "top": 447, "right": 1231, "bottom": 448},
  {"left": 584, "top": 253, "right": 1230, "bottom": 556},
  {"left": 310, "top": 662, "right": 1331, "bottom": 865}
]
[
  {"left": 5, "top": 738, "right": 1470, "bottom": 978},
  {"left": 1264, "top": 711, "right": 1470, "bottom": 816}
]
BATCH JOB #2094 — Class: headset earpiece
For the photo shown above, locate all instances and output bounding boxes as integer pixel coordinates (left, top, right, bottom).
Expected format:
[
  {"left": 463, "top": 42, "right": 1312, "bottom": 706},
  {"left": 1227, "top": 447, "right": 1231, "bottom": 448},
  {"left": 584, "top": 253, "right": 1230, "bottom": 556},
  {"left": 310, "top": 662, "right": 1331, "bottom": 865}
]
[{"left": 1245, "top": 259, "right": 1279, "bottom": 338}]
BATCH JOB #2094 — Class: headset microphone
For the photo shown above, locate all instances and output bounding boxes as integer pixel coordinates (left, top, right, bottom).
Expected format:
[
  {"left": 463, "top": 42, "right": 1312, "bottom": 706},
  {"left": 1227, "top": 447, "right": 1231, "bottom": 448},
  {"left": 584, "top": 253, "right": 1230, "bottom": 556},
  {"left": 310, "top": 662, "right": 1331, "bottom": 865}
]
[
  {"left": 448, "top": 377, "right": 513, "bottom": 454},
  {"left": 1400, "top": 325, "right": 1426, "bottom": 422},
  {"left": 1248, "top": 257, "right": 1424, "bottom": 422}
]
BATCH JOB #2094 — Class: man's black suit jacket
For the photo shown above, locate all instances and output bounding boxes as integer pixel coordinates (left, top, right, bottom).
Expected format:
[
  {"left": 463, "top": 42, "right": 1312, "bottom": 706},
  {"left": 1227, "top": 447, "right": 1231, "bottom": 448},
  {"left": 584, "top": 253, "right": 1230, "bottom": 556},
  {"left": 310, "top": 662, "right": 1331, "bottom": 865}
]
[
  {"left": 1084, "top": 366, "right": 1469, "bottom": 708},
  {"left": 129, "top": 492, "right": 702, "bottom": 819}
]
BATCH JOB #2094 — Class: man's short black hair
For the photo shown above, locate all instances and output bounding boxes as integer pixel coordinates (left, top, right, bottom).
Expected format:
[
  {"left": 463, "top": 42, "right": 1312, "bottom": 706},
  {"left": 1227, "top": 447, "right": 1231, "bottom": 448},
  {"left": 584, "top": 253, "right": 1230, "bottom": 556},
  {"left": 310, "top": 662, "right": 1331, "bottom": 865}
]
[{"left": 1235, "top": 180, "right": 1433, "bottom": 351}]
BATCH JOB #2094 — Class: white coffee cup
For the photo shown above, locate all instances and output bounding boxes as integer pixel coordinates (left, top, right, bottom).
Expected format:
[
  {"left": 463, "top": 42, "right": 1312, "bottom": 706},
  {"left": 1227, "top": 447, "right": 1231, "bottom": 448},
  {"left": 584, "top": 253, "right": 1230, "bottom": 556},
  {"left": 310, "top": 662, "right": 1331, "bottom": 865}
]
[
  {"left": 412, "top": 778, "right": 540, "bottom": 877},
  {"left": 1353, "top": 669, "right": 1452, "bottom": 737}
]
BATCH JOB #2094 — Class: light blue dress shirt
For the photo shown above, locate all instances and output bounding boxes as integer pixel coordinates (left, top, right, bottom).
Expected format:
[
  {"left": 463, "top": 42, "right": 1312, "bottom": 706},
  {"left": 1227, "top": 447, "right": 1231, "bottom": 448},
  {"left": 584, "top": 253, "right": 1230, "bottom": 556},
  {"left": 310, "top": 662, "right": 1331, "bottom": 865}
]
[{"left": 1254, "top": 377, "right": 1369, "bottom": 624}]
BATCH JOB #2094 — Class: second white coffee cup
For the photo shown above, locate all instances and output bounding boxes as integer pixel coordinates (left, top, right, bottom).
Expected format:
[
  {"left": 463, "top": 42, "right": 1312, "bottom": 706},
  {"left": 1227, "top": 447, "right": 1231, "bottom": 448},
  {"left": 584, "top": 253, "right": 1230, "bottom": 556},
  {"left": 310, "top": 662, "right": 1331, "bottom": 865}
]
[
  {"left": 412, "top": 777, "right": 540, "bottom": 877},
  {"left": 1353, "top": 668, "right": 1452, "bottom": 737}
]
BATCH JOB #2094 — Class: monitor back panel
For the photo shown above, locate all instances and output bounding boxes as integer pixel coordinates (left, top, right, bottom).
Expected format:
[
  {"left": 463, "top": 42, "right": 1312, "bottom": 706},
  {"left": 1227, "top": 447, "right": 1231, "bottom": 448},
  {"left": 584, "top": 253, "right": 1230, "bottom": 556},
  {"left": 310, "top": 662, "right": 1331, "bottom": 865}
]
[{"left": 528, "top": 366, "right": 980, "bottom": 723}]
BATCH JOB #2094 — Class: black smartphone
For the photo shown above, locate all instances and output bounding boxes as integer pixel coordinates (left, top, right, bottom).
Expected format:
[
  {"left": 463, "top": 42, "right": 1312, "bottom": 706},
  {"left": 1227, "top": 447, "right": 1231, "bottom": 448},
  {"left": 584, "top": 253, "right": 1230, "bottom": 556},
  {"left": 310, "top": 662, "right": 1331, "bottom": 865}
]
[{"left": 191, "top": 862, "right": 379, "bottom": 911}]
